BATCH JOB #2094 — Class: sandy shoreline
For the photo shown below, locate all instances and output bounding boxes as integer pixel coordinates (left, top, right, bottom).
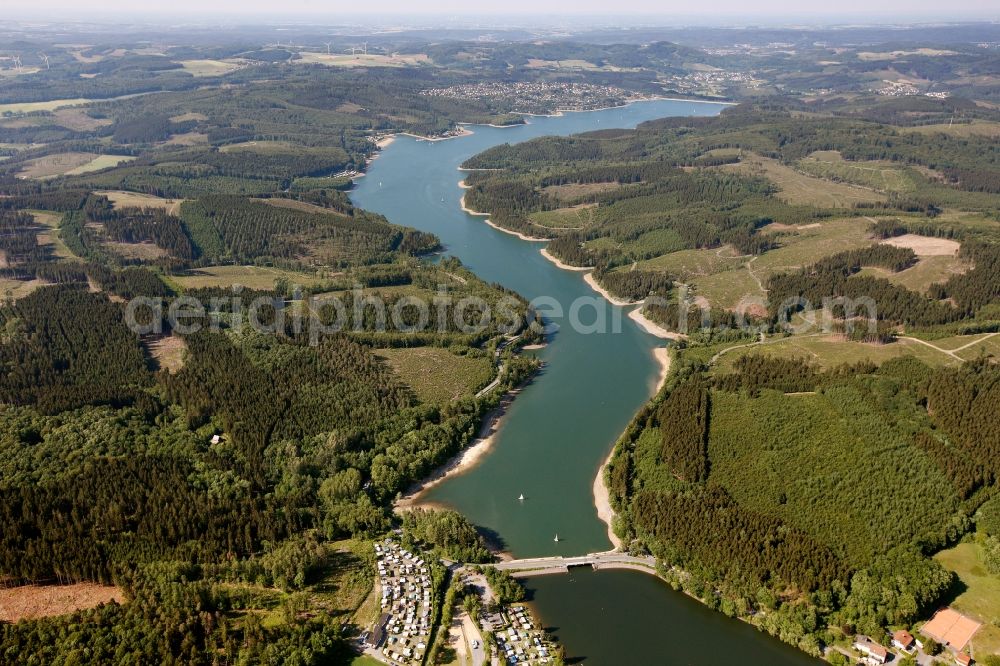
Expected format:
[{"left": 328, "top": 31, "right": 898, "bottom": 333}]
[
  {"left": 459, "top": 186, "right": 553, "bottom": 242},
  {"left": 582, "top": 272, "right": 642, "bottom": 307},
  {"left": 628, "top": 307, "right": 687, "bottom": 341},
  {"left": 459, "top": 192, "right": 486, "bottom": 216},
  {"left": 534, "top": 246, "right": 675, "bottom": 553},
  {"left": 539, "top": 247, "right": 591, "bottom": 271},
  {"left": 593, "top": 448, "right": 622, "bottom": 551},
  {"left": 592, "top": 346, "right": 671, "bottom": 552},
  {"left": 399, "top": 127, "right": 475, "bottom": 142},
  {"left": 483, "top": 218, "right": 552, "bottom": 242},
  {"left": 395, "top": 391, "right": 519, "bottom": 510}
]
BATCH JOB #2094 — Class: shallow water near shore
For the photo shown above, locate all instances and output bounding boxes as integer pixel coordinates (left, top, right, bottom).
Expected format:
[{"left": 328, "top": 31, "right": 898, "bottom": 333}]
[{"left": 351, "top": 99, "right": 821, "bottom": 665}]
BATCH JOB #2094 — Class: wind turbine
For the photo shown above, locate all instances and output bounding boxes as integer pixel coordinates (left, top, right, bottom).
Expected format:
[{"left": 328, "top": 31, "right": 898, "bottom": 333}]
[
  {"left": 39, "top": 53, "right": 49, "bottom": 69},
  {"left": 363, "top": 42, "right": 368, "bottom": 55},
  {"left": 323, "top": 42, "right": 332, "bottom": 55},
  {"left": 11, "top": 56, "right": 22, "bottom": 73}
]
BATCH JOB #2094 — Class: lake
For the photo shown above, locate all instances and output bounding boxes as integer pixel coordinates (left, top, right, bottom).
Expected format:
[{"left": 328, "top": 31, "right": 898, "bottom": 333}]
[{"left": 351, "top": 99, "right": 822, "bottom": 665}]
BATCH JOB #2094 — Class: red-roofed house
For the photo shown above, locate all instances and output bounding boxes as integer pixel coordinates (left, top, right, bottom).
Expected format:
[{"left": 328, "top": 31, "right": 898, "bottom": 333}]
[
  {"left": 955, "top": 652, "right": 973, "bottom": 666},
  {"left": 892, "top": 629, "right": 916, "bottom": 652},
  {"left": 853, "top": 636, "right": 889, "bottom": 665}
]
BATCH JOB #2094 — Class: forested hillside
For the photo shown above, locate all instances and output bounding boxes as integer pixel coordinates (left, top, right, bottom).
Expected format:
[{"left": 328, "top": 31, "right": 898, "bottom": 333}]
[
  {"left": 0, "top": 70, "right": 540, "bottom": 660},
  {"left": 608, "top": 355, "right": 998, "bottom": 657}
]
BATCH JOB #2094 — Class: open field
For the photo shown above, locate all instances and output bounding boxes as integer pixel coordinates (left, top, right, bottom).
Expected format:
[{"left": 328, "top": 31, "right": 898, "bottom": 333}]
[
  {"left": 19, "top": 153, "right": 134, "bottom": 179},
  {"left": 297, "top": 52, "right": 430, "bottom": 68},
  {"left": 350, "top": 656, "right": 384, "bottom": 666},
  {"left": 723, "top": 154, "right": 886, "bottom": 207},
  {"left": 52, "top": 107, "right": 112, "bottom": 131},
  {"left": 176, "top": 59, "right": 243, "bottom": 77},
  {"left": 902, "top": 120, "right": 1000, "bottom": 138},
  {"left": 954, "top": 334, "right": 1000, "bottom": 362},
  {"left": 144, "top": 334, "right": 188, "bottom": 373},
  {"left": 165, "top": 131, "right": 209, "bottom": 146},
  {"left": 169, "top": 112, "right": 208, "bottom": 123},
  {"left": 857, "top": 48, "right": 958, "bottom": 60},
  {"left": 712, "top": 335, "right": 961, "bottom": 374},
  {"left": 0, "top": 583, "right": 123, "bottom": 622},
  {"left": 528, "top": 204, "right": 596, "bottom": 230},
  {"left": 257, "top": 197, "right": 349, "bottom": 216},
  {"left": 310, "top": 540, "right": 376, "bottom": 623},
  {"left": 686, "top": 217, "right": 876, "bottom": 310},
  {"left": 376, "top": 347, "right": 493, "bottom": 403},
  {"left": 859, "top": 254, "right": 972, "bottom": 294},
  {"left": 883, "top": 233, "right": 960, "bottom": 256},
  {"left": 0, "top": 98, "right": 94, "bottom": 114},
  {"left": 64, "top": 154, "right": 134, "bottom": 175},
  {"left": 18, "top": 152, "right": 101, "bottom": 178},
  {"left": 219, "top": 140, "right": 300, "bottom": 154},
  {"left": 106, "top": 240, "right": 171, "bottom": 260},
  {"left": 798, "top": 150, "right": 921, "bottom": 194},
  {"left": 637, "top": 246, "right": 746, "bottom": 281},
  {"left": 0, "top": 277, "right": 50, "bottom": 300},
  {"left": 933, "top": 542, "right": 1000, "bottom": 658},
  {"left": 541, "top": 182, "right": 622, "bottom": 201},
  {"left": 97, "top": 190, "right": 185, "bottom": 215},
  {"left": 30, "top": 210, "right": 77, "bottom": 260},
  {"left": 169, "top": 265, "right": 327, "bottom": 291}
]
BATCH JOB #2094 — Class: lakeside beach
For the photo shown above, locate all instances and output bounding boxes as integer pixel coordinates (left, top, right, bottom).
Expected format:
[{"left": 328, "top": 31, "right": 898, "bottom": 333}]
[
  {"left": 628, "top": 307, "right": 687, "bottom": 341},
  {"left": 582, "top": 272, "right": 642, "bottom": 307},
  {"left": 539, "top": 247, "right": 590, "bottom": 271},
  {"left": 395, "top": 390, "right": 520, "bottom": 510},
  {"left": 592, "top": 345, "right": 671, "bottom": 552}
]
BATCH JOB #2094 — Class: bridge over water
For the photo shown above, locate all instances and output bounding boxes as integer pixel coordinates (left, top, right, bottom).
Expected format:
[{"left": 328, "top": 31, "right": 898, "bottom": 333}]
[{"left": 482, "top": 552, "right": 658, "bottom": 578}]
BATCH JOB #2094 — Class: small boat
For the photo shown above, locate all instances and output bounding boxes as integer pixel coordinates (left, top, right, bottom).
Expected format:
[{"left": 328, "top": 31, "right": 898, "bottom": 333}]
[
  {"left": 553, "top": 534, "right": 560, "bottom": 542},
  {"left": 518, "top": 494, "right": 525, "bottom": 501}
]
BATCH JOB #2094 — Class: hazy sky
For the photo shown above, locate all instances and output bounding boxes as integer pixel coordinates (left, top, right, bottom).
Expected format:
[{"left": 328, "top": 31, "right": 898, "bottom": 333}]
[{"left": 11, "top": 0, "right": 1000, "bottom": 20}]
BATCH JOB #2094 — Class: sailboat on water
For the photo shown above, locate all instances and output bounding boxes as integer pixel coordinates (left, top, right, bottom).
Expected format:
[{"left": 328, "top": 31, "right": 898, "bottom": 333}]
[
  {"left": 518, "top": 493, "right": 525, "bottom": 501},
  {"left": 553, "top": 534, "right": 560, "bottom": 543}
]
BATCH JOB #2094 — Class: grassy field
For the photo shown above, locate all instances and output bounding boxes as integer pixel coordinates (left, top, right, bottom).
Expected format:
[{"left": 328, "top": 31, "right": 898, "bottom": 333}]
[
  {"left": 96, "top": 190, "right": 185, "bottom": 214},
  {"left": 17, "top": 152, "right": 100, "bottom": 178},
  {"left": 797, "top": 150, "right": 920, "bottom": 194},
  {"left": 857, "top": 255, "right": 971, "bottom": 294},
  {"left": 712, "top": 334, "right": 961, "bottom": 373},
  {"left": 52, "top": 107, "right": 112, "bottom": 131},
  {"left": 686, "top": 217, "right": 875, "bottom": 310},
  {"left": 311, "top": 539, "right": 376, "bottom": 623},
  {"left": 376, "top": 347, "right": 493, "bottom": 403},
  {"left": 638, "top": 246, "right": 746, "bottom": 281},
  {"left": 722, "top": 154, "right": 886, "bottom": 207},
  {"left": 219, "top": 140, "right": 300, "bottom": 154},
  {"left": 528, "top": 204, "right": 596, "bottom": 230},
  {"left": 902, "top": 120, "right": 1000, "bottom": 138},
  {"left": 169, "top": 265, "right": 327, "bottom": 291},
  {"left": 0, "top": 277, "right": 49, "bottom": 300},
  {"left": 955, "top": 334, "right": 1000, "bottom": 362},
  {"left": 540, "top": 182, "right": 622, "bottom": 201},
  {"left": 30, "top": 210, "right": 77, "bottom": 260},
  {"left": 64, "top": 154, "right": 134, "bottom": 176},
  {"left": 0, "top": 98, "right": 94, "bottom": 114},
  {"left": 225, "top": 539, "right": 376, "bottom": 634},
  {"left": 297, "top": 52, "right": 430, "bottom": 68},
  {"left": 176, "top": 59, "right": 243, "bottom": 77},
  {"left": 933, "top": 542, "right": 1000, "bottom": 658},
  {"left": 164, "top": 131, "right": 209, "bottom": 146},
  {"left": 18, "top": 153, "right": 133, "bottom": 179},
  {"left": 350, "top": 656, "right": 385, "bottom": 666}
]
